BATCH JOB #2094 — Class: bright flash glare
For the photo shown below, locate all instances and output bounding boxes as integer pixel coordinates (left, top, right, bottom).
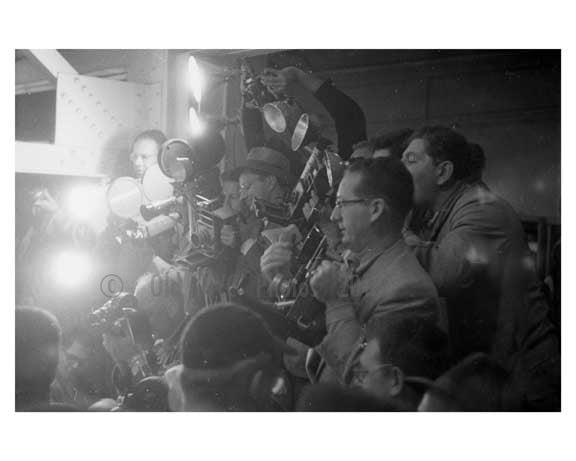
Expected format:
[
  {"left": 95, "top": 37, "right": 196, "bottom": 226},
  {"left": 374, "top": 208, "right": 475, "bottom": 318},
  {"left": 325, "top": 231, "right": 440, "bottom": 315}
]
[
  {"left": 189, "top": 107, "right": 205, "bottom": 137},
  {"left": 188, "top": 56, "right": 203, "bottom": 105},
  {"left": 65, "top": 184, "right": 107, "bottom": 223},
  {"left": 51, "top": 250, "right": 92, "bottom": 288}
]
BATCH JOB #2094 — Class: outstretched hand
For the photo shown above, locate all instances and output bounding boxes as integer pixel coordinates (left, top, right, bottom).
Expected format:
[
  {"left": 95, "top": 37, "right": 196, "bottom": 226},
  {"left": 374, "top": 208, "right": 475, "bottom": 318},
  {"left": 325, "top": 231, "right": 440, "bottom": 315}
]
[{"left": 261, "top": 67, "right": 300, "bottom": 97}]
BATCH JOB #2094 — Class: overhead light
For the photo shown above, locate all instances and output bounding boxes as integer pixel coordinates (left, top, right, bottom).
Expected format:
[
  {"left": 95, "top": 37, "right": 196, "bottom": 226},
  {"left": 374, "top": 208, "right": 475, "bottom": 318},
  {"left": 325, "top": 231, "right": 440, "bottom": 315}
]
[
  {"left": 189, "top": 106, "right": 205, "bottom": 137},
  {"left": 158, "top": 139, "right": 194, "bottom": 182},
  {"left": 188, "top": 55, "right": 203, "bottom": 105},
  {"left": 291, "top": 113, "right": 310, "bottom": 151},
  {"left": 159, "top": 131, "right": 226, "bottom": 183},
  {"left": 262, "top": 99, "right": 310, "bottom": 151}
]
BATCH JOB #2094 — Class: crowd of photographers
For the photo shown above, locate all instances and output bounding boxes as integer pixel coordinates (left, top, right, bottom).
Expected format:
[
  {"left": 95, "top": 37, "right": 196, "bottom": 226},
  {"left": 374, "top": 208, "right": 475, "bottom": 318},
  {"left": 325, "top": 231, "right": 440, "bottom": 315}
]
[{"left": 15, "top": 66, "right": 560, "bottom": 412}]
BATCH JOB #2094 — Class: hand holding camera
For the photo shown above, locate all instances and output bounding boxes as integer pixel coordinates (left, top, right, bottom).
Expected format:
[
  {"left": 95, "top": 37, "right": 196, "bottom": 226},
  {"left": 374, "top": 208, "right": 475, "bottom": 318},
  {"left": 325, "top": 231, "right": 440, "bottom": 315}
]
[{"left": 309, "top": 260, "right": 350, "bottom": 304}]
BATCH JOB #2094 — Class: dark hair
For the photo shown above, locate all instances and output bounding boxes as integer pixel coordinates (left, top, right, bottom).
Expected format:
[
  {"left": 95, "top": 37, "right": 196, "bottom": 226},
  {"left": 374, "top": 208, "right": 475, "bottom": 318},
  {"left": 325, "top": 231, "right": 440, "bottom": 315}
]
[
  {"left": 220, "top": 169, "right": 240, "bottom": 183},
  {"left": 466, "top": 142, "right": 486, "bottom": 181},
  {"left": 366, "top": 312, "right": 450, "bottom": 381},
  {"left": 131, "top": 129, "right": 167, "bottom": 151},
  {"left": 346, "top": 157, "right": 414, "bottom": 225},
  {"left": 179, "top": 304, "right": 283, "bottom": 411},
  {"left": 181, "top": 304, "right": 278, "bottom": 370},
  {"left": 371, "top": 128, "right": 414, "bottom": 159},
  {"left": 408, "top": 126, "right": 477, "bottom": 181},
  {"left": 424, "top": 353, "right": 511, "bottom": 411},
  {"left": 134, "top": 272, "right": 185, "bottom": 340},
  {"left": 296, "top": 384, "right": 400, "bottom": 412},
  {"left": 16, "top": 307, "right": 61, "bottom": 403},
  {"left": 122, "top": 376, "right": 170, "bottom": 412}
]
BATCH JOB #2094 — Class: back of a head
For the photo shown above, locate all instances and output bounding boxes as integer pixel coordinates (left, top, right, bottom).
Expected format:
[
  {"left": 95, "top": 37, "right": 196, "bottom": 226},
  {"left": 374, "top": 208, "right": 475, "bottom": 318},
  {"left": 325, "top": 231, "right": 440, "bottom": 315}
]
[
  {"left": 346, "top": 157, "right": 414, "bottom": 226},
  {"left": 420, "top": 353, "right": 510, "bottom": 411},
  {"left": 372, "top": 128, "right": 414, "bottom": 160},
  {"left": 180, "top": 304, "right": 282, "bottom": 410},
  {"left": 134, "top": 272, "right": 184, "bottom": 340},
  {"left": 408, "top": 126, "right": 472, "bottom": 181},
  {"left": 368, "top": 312, "right": 450, "bottom": 381},
  {"left": 16, "top": 307, "right": 61, "bottom": 406},
  {"left": 182, "top": 304, "right": 278, "bottom": 370},
  {"left": 122, "top": 376, "right": 170, "bottom": 412},
  {"left": 297, "top": 384, "right": 399, "bottom": 412},
  {"left": 466, "top": 142, "right": 486, "bottom": 181}
]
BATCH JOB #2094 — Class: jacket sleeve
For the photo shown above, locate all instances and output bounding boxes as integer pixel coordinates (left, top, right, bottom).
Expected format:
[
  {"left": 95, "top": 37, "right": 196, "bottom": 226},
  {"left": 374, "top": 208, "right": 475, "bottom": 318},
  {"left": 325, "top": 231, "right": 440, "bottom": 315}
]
[
  {"left": 318, "top": 291, "right": 438, "bottom": 382},
  {"left": 314, "top": 81, "right": 367, "bottom": 160},
  {"left": 409, "top": 198, "right": 508, "bottom": 298},
  {"left": 317, "top": 296, "right": 363, "bottom": 381}
]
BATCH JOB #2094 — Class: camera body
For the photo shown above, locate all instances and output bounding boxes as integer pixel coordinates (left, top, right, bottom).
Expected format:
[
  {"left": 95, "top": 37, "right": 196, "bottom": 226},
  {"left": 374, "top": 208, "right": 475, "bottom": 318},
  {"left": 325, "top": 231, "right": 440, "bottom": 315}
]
[
  {"left": 253, "top": 145, "right": 338, "bottom": 232},
  {"left": 188, "top": 195, "right": 239, "bottom": 258},
  {"left": 267, "top": 226, "right": 328, "bottom": 346}
]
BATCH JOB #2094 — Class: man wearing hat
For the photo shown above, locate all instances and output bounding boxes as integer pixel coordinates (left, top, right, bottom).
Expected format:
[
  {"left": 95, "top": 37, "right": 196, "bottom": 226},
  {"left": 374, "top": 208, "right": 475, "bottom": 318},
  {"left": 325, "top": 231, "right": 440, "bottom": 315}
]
[{"left": 224, "top": 146, "right": 297, "bottom": 301}]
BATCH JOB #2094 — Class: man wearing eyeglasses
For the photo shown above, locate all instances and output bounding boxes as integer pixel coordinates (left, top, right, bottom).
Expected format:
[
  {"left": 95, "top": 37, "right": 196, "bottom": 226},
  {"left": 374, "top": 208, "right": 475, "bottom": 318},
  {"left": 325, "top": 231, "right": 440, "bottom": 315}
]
[
  {"left": 223, "top": 147, "right": 296, "bottom": 302},
  {"left": 303, "top": 157, "right": 440, "bottom": 383}
]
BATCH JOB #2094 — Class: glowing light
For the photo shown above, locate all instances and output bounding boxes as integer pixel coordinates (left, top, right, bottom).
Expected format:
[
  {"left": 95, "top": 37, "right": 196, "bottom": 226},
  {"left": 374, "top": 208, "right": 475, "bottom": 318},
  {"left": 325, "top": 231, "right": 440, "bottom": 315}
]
[
  {"left": 64, "top": 184, "right": 108, "bottom": 232},
  {"left": 188, "top": 55, "right": 203, "bottom": 105},
  {"left": 189, "top": 107, "right": 205, "bottom": 137},
  {"left": 51, "top": 250, "right": 92, "bottom": 288}
]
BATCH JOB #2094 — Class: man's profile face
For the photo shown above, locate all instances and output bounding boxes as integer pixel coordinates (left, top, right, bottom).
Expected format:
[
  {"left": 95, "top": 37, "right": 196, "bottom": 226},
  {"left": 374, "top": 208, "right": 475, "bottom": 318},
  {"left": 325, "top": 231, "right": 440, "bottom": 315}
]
[
  {"left": 402, "top": 138, "right": 438, "bottom": 207},
  {"left": 238, "top": 172, "right": 272, "bottom": 208},
  {"left": 222, "top": 180, "right": 243, "bottom": 214},
  {"left": 130, "top": 138, "right": 159, "bottom": 179},
  {"left": 330, "top": 171, "right": 372, "bottom": 253}
]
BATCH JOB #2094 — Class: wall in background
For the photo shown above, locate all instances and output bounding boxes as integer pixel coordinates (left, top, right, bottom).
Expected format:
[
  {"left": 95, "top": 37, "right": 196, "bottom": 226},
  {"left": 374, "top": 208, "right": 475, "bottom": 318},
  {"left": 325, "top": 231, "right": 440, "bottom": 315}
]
[
  {"left": 323, "top": 51, "right": 560, "bottom": 219},
  {"left": 15, "top": 50, "right": 561, "bottom": 219}
]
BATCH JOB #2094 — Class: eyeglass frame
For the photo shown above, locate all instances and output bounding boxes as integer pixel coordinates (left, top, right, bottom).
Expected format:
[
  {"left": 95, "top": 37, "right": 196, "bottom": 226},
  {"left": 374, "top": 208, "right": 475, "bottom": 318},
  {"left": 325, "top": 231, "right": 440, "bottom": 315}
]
[{"left": 333, "top": 198, "right": 371, "bottom": 209}]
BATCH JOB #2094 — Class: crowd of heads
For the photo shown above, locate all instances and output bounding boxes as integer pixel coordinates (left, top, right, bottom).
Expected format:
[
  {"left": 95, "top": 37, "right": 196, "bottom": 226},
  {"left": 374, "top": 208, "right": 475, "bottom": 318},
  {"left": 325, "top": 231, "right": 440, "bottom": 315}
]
[
  {"left": 15, "top": 90, "right": 556, "bottom": 412},
  {"left": 16, "top": 300, "right": 520, "bottom": 412}
]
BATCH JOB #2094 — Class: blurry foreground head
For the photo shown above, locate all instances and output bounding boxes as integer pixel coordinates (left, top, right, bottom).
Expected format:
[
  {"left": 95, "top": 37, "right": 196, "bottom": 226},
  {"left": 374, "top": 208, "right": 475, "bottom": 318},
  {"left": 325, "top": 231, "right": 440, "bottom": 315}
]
[
  {"left": 418, "top": 353, "right": 511, "bottom": 411},
  {"left": 179, "top": 304, "right": 295, "bottom": 411},
  {"left": 134, "top": 272, "right": 185, "bottom": 340},
  {"left": 297, "top": 384, "right": 400, "bottom": 412},
  {"left": 358, "top": 312, "right": 450, "bottom": 410},
  {"left": 16, "top": 306, "right": 61, "bottom": 410}
]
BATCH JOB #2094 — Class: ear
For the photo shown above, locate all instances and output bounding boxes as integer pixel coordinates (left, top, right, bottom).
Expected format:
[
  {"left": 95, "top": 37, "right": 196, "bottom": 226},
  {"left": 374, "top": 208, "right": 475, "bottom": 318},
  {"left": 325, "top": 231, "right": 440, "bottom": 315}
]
[
  {"left": 389, "top": 366, "right": 405, "bottom": 397},
  {"left": 368, "top": 198, "right": 388, "bottom": 225},
  {"left": 435, "top": 160, "right": 454, "bottom": 186}
]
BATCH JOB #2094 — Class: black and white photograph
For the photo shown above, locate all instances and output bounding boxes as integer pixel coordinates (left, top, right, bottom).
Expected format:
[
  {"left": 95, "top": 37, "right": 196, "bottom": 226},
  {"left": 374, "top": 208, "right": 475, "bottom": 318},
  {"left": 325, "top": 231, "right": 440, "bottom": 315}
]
[
  {"left": 14, "top": 48, "right": 561, "bottom": 413},
  {"left": 5, "top": 3, "right": 574, "bottom": 460}
]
